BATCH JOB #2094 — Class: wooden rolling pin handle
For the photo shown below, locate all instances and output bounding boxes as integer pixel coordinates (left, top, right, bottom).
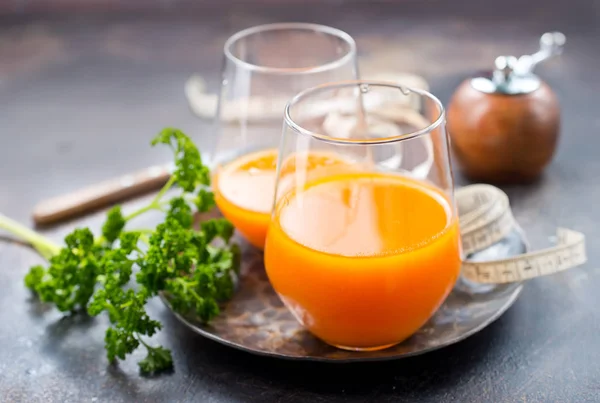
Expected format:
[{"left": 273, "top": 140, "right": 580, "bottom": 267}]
[{"left": 32, "top": 164, "right": 172, "bottom": 226}]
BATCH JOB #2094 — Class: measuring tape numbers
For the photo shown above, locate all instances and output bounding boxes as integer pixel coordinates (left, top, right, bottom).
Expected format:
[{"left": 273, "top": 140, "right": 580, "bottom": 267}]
[{"left": 457, "top": 184, "right": 587, "bottom": 284}]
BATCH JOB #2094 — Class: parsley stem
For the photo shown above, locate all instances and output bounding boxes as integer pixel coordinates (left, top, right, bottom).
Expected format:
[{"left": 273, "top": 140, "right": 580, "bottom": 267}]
[
  {"left": 139, "top": 234, "right": 150, "bottom": 245},
  {"left": 124, "top": 176, "right": 176, "bottom": 222},
  {"left": 128, "top": 229, "right": 154, "bottom": 234},
  {"left": 0, "top": 213, "right": 61, "bottom": 260},
  {"left": 174, "top": 278, "right": 204, "bottom": 305},
  {"left": 151, "top": 176, "right": 177, "bottom": 206},
  {"left": 174, "top": 277, "right": 197, "bottom": 288},
  {"left": 135, "top": 333, "right": 151, "bottom": 349},
  {"left": 124, "top": 204, "right": 156, "bottom": 221},
  {"left": 190, "top": 289, "right": 204, "bottom": 304}
]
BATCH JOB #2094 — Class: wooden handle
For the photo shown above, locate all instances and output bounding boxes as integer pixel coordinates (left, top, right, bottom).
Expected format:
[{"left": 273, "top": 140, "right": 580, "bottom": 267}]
[{"left": 32, "top": 164, "right": 172, "bottom": 226}]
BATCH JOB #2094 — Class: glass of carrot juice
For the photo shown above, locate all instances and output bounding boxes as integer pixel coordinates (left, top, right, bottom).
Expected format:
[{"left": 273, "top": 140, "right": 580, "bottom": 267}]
[
  {"left": 264, "top": 80, "right": 463, "bottom": 351},
  {"left": 210, "top": 23, "right": 359, "bottom": 250}
]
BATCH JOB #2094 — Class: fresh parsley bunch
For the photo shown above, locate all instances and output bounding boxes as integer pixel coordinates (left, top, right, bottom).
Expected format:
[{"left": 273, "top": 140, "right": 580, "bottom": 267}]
[{"left": 1, "top": 128, "right": 240, "bottom": 374}]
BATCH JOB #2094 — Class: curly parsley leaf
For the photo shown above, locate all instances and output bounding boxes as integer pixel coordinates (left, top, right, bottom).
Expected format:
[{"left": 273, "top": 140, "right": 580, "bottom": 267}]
[
  {"left": 195, "top": 188, "right": 215, "bottom": 213},
  {"left": 202, "top": 218, "right": 235, "bottom": 244},
  {"left": 166, "top": 197, "right": 193, "bottom": 228},
  {"left": 138, "top": 345, "right": 173, "bottom": 374},
  {"left": 151, "top": 127, "right": 210, "bottom": 192},
  {"left": 102, "top": 206, "right": 126, "bottom": 244},
  {"left": 26, "top": 227, "right": 104, "bottom": 312}
]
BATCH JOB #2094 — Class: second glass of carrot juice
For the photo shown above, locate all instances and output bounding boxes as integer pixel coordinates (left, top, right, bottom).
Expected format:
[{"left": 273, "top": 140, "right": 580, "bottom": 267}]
[
  {"left": 210, "top": 23, "right": 358, "bottom": 250},
  {"left": 264, "top": 80, "right": 462, "bottom": 351}
]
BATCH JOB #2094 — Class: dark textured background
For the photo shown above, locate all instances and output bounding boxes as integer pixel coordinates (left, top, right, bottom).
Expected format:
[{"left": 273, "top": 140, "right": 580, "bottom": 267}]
[{"left": 1, "top": 1, "right": 600, "bottom": 402}]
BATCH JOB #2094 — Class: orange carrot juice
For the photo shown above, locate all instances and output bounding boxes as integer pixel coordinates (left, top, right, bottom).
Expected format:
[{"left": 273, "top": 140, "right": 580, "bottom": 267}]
[
  {"left": 264, "top": 172, "right": 462, "bottom": 350},
  {"left": 213, "top": 149, "right": 349, "bottom": 249}
]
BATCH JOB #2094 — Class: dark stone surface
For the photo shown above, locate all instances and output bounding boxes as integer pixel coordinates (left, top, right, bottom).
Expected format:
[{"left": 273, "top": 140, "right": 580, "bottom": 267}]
[{"left": 1, "top": 2, "right": 599, "bottom": 402}]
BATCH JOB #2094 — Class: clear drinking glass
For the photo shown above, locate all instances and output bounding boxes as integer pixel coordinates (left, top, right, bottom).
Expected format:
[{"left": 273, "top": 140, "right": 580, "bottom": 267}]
[
  {"left": 210, "top": 23, "right": 358, "bottom": 250},
  {"left": 264, "top": 80, "right": 462, "bottom": 351}
]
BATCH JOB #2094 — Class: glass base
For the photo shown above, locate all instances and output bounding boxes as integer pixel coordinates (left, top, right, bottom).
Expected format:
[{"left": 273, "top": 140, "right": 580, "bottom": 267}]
[{"left": 331, "top": 342, "right": 399, "bottom": 352}]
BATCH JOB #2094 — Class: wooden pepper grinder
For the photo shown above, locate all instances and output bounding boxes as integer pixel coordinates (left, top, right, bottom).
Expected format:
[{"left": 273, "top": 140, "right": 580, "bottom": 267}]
[{"left": 447, "top": 32, "right": 566, "bottom": 184}]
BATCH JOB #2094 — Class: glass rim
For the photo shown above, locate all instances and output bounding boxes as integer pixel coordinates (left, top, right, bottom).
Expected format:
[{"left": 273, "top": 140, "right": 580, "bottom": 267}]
[
  {"left": 283, "top": 80, "right": 446, "bottom": 145},
  {"left": 223, "top": 22, "right": 357, "bottom": 75}
]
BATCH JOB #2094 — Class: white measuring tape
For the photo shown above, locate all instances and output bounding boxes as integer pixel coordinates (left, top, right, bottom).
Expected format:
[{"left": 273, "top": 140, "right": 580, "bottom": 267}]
[{"left": 457, "top": 184, "right": 586, "bottom": 284}]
